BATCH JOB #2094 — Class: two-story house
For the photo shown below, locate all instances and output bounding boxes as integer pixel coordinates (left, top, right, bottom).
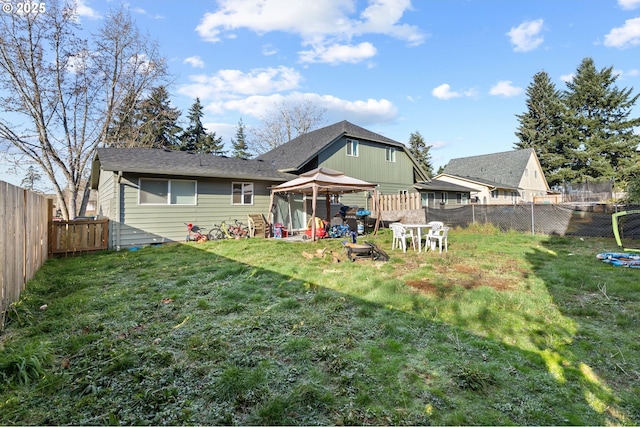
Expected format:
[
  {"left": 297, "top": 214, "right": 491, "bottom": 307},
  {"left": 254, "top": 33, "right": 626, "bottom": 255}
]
[
  {"left": 257, "top": 120, "right": 430, "bottom": 229},
  {"left": 437, "top": 148, "right": 550, "bottom": 204}
]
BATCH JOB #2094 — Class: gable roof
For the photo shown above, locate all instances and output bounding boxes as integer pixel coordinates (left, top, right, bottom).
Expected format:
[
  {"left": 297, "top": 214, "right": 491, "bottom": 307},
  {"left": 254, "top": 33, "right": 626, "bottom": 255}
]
[
  {"left": 256, "top": 120, "right": 410, "bottom": 172},
  {"left": 443, "top": 148, "right": 537, "bottom": 188},
  {"left": 414, "top": 179, "right": 475, "bottom": 193},
  {"left": 90, "top": 148, "right": 296, "bottom": 189}
]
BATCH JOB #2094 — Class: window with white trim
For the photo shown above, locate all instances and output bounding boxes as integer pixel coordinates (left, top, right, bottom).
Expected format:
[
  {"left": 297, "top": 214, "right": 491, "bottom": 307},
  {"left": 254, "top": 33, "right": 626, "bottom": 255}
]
[
  {"left": 385, "top": 147, "right": 396, "bottom": 162},
  {"left": 491, "top": 189, "right": 499, "bottom": 199},
  {"left": 346, "top": 139, "right": 358, "bottom": 157},
  {"left": 456, "top": 193, "right": 468, "bottom": 204},
  {"left": 232, "top": 182, "right": 254, "bottom": 205},
  {"left": 139, "top": 178, "right": 196, "bottom": 205}
]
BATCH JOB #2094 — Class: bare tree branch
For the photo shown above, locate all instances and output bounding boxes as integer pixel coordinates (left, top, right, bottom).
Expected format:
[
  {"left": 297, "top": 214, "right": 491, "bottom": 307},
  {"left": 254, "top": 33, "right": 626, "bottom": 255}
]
[
  {"left": 249, "top": 98, "right": 326, "bottom": 154},
  {"left": 0, "top": 1, "right": 168, "bottom": 218}
]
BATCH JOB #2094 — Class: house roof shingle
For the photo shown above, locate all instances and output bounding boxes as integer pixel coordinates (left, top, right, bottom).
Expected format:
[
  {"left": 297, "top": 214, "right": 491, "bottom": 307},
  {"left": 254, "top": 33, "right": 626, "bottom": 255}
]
[
  {"left": 443, "top": 148, "right": 535, "bottom": 188},
  {"left": 414, "top": 179, "right": 475, "bottom": 193},
  {"left": 91, "top": 148, "right": 296, "bottom": 188},
  {"left": 256, "top": 120, "right": 407, "bottom": 171}
]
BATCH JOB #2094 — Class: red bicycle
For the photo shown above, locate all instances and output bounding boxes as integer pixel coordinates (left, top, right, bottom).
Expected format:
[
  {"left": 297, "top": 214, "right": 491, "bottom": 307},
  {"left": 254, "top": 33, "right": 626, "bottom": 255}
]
[{"left": 185, "top": 223, "right": 208, "bottom": 242}]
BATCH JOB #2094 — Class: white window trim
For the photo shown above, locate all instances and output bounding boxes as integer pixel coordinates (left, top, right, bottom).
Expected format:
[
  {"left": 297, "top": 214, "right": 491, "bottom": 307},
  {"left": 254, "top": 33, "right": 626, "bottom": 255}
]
[
  {"left": 232, "top": 182, "right": 254, "bottom": 205},
  {"left": 138, "top": 178, "right": 197, "bottom": 206},
  {"left": 386, "top": 147, "right": 396, "bottom": 162},
  {"left": 346, "top": 139, "right": 359, "bottom": 157}
]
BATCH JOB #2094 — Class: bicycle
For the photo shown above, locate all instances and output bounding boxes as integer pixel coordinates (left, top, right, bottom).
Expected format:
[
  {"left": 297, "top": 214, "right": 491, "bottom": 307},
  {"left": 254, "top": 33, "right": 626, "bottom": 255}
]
[
  {"left": 208, "top": 219, "right": 249, "bottom": 240},
  {"left": 206, "top": 222, "right": 225, "bottom": 240},
  {"left": 185, "top": 223, "right": 208, "bottom": 242},
  {"left": 228, "top": 219, "right": 249, "bottom": 238}
]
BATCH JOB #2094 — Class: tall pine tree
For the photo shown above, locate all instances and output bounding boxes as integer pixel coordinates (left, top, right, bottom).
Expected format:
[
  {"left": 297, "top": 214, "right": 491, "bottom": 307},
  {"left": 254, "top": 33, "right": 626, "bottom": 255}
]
[
  {"left": 408, "top": 131, "right": 433, "bottom": 178},
  {"left": 180, "top": 98, "right": 206, "bottom": 152},
  {"left": 561, "top": 57, "right": 640, "bottom": 186},
  {"left": 516, "top": 58, "right": 640, "bottom": 188},
  {"left": 231, "top": 118, "right": 251, "bottom": 159},
  {"left": 136, "top": 86, "right": 182, "bottom": 149},
  {"left": 514, "top": 71, "right": 567, "bottom": 186}
]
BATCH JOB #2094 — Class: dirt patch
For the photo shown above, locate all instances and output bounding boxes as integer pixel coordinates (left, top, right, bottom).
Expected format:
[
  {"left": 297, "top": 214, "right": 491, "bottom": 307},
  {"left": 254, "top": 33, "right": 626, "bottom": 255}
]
[{"left": 406, "top": 264, "right": 514, "bottom": 294}]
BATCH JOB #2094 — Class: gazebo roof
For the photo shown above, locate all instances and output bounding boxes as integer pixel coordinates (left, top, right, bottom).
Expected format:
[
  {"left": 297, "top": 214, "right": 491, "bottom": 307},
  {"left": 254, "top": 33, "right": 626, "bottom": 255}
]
[{"left": 271, "top": 167, "right": 377, "bottom": 194}]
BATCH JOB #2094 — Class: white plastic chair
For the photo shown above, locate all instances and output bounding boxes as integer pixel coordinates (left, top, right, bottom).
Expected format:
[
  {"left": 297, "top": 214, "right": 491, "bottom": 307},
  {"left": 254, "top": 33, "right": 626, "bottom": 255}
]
[
  {"left": 389, "top": 223, "right": 415, "bottom": 252},
  {"left": 423, "top": 221, "right": 444, "bottom": 248},
  {"left": 428, "top": 226, "right": 449, "bottom": 253}
]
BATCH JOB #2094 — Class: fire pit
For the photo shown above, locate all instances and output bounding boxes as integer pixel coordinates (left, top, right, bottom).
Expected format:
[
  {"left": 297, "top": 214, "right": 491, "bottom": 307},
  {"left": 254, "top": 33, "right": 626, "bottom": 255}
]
[{"left": 342, "top": 242, "right": 389, "bottom": 262}]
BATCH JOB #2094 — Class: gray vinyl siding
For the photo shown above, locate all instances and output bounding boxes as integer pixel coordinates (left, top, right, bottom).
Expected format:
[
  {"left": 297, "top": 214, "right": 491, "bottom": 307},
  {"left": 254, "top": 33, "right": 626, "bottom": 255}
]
[
  {"left": 317, "top": 137, "right": 416, "bottom": 194},
  {"left": 104, "top": 172, "right": 278, "bottom": 248}
]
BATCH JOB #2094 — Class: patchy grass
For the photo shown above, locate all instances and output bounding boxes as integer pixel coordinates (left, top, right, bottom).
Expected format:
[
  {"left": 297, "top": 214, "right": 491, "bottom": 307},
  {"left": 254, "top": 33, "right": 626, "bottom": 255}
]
[{"left": 1, "top": 225, "right": 639, "bottom": 425}]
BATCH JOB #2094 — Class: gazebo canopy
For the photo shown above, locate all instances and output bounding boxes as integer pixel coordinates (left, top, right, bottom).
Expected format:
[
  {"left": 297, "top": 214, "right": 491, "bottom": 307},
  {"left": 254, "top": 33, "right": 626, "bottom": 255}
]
[
  {"left": 271, "top": 167, "right": 378, "bottom": 194},
  {"left": 268, "top": 167, "right": 381, "bottom": 241}
]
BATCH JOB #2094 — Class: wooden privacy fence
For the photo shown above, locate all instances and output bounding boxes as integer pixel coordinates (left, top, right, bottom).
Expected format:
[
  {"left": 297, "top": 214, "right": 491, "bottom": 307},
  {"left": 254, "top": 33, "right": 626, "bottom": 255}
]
[
  {"left": 377, "top": 193, "right": 422, "bottom": 211},
  {"left": 1, "top": 181, "right": 49, "bottom": 330},
  {"left": 49, "top": 219, "right": 109, "bottom": 255}
]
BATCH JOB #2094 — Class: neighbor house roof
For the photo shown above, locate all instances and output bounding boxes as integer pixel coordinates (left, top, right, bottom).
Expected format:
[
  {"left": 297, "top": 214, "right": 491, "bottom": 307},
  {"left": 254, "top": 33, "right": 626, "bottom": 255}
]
[
  {"left": 443, "top": 148, "right": 536, "bottom": 188},
  {"left": 90, "top": 148, "right": 296, "bottom": 189},
  {"left": 256, "top": 120, "right": 426, "bottom": 178},
  {"left": 413, "top": 179, "right": 475, "bottom": 193},
  {"left": 436, "top": 173, "right": 521, "bottom": 191}
]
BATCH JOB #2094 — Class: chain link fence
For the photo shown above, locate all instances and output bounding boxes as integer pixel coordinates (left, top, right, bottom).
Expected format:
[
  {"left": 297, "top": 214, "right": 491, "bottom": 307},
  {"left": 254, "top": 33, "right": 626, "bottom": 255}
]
[
  {"left": 554, "top": 179, "right": 614, "bottom": 203},
  {"left": 424, "top": 203, "right": 640, "bottom": 241}
]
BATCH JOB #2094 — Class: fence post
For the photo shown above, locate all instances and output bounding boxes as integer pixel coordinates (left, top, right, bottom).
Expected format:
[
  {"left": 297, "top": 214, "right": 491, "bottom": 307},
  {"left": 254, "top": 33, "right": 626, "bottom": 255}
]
[
  {"left": 472, "top": 204, "right": 475, "bottom": 225},
  {"left": 531, "top": 203, "right": 535, "bottom": 235}
]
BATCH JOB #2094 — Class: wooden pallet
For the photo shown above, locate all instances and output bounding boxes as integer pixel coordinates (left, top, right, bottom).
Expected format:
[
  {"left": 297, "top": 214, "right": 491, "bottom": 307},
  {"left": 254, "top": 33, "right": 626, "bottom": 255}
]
[{"left": 248, "top": 214, "right": 270, "bottom": 238}]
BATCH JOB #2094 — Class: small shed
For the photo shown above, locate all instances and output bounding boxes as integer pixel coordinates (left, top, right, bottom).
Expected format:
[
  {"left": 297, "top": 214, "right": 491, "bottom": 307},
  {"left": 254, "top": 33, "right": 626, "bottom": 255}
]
[{"left": 268, "top": 167, "right": 381, "bottom": 241}]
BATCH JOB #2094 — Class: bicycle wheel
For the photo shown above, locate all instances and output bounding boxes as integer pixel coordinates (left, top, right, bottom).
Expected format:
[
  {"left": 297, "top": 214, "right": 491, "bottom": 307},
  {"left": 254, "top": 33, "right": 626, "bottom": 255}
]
[{"left": 207, "top": 227, "right": 224, "bottom": 240}]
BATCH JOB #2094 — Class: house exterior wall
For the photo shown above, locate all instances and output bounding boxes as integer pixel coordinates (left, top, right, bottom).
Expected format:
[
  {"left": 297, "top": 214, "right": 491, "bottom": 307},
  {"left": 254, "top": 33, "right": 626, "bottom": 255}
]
[
  {"left": 317, "top": 136, "right": 417, "bottom": 195},
  {"left": 418, "top": 190, "right": 471, "bottom": 208},
  {"left": 517, "top": 154, "right": 550, "bottom": 202},
  {"left": 97, "top": 170, "right": 277, "bottom": 248}
]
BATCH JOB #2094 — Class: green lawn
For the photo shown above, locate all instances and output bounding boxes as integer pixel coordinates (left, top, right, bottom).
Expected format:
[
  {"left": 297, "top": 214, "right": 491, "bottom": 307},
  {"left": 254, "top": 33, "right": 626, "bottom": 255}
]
[{"left": 1, "top": 225, "right": 639, "bottom": 425}]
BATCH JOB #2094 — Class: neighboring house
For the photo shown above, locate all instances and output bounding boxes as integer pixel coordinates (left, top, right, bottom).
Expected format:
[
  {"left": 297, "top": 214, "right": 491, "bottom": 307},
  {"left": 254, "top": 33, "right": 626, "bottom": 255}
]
[
  {"left": 437, "top": 148, "right": 550, "bottom": 205},
  {"left": 413, "top": 179, "right": 474, "bottom": 208},
  {"left": 257, "top": 120, "right": 430, "bottom": 226},
  {"left": 90, "top": 148, "right": 295, "bottom": 249}
]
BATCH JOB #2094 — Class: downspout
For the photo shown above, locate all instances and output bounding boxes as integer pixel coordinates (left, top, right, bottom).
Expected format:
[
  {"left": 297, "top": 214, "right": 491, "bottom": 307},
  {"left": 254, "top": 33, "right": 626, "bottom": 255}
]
[{"left": 116, "top": 171, "right": 122, "bottom": 251}]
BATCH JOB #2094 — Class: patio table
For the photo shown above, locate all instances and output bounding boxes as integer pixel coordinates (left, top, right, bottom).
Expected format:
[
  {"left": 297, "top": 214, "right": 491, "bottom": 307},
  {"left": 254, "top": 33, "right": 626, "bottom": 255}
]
[{"left": 401, "top": 224, "right": 434, "bottom": 253}]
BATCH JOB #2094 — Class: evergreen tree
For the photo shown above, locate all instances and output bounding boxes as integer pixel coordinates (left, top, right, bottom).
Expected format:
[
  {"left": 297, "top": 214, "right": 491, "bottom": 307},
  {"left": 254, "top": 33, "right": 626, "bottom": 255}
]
[
  {"left": 180, "top": 98, "right": 206, "bottom": 152},
  {"left": 200, "top": 131, "right": 226, "bottom": 155},
  {"left": 21, "top": 165, "right": 43, "bottom": 192},
  {"left": 408, "top": 131, "right": 434, "bottom": 178},
  {"left": 231, "top": 118, "right": 251, "bottom": 159},
  {"left": 105, "top": 89, "right": 140, "bottom": 148},
  {"left": 137, "top": 86, "right": 182, "bottom": 149},
  {"left": 561, "top": 57, "right": 640, "bottom": 186},
  {"left": 514, "top": 71, "right": 567, "bottom": 186}
]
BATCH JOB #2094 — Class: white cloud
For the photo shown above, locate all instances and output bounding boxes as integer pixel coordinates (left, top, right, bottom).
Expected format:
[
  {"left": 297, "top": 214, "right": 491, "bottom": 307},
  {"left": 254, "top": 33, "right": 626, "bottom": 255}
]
[
  {"left": 431, "top": 84, "right": 462, "bottom": 100},
  {"left": 604, "top": 17, "right": 640, "bottom": 48},
  {"left": 560, "top": 73, "right": 575, "bottom": 83},
  {"left": 218, "top": 92, "right": 397, "bottom": 124},
  {"left": 75, "top": 0, "right": 101, "bottom": 20},
  {"left": 178, "top": 66, "right": 303, "bottom": 100},
  {"left": 618, "top": 0, "right": 640, "bottom": 10},
  {"left": 184, "top": 56, "right": 205, "bottom": 68},
  {"left": 195, "top": 0, "right": 425, "bottom": 64},
  {"left": 507, "top": 19, "right": 544, "bottom": 52},
  {"left": 262, "top": 44, "right": 278, "bottom": 56},
  {"left": 298, "top": 42, "right": 377, "bottom": 64},
  {"left": 489, "top": 81, "right": 523, "bottom": 97}
]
